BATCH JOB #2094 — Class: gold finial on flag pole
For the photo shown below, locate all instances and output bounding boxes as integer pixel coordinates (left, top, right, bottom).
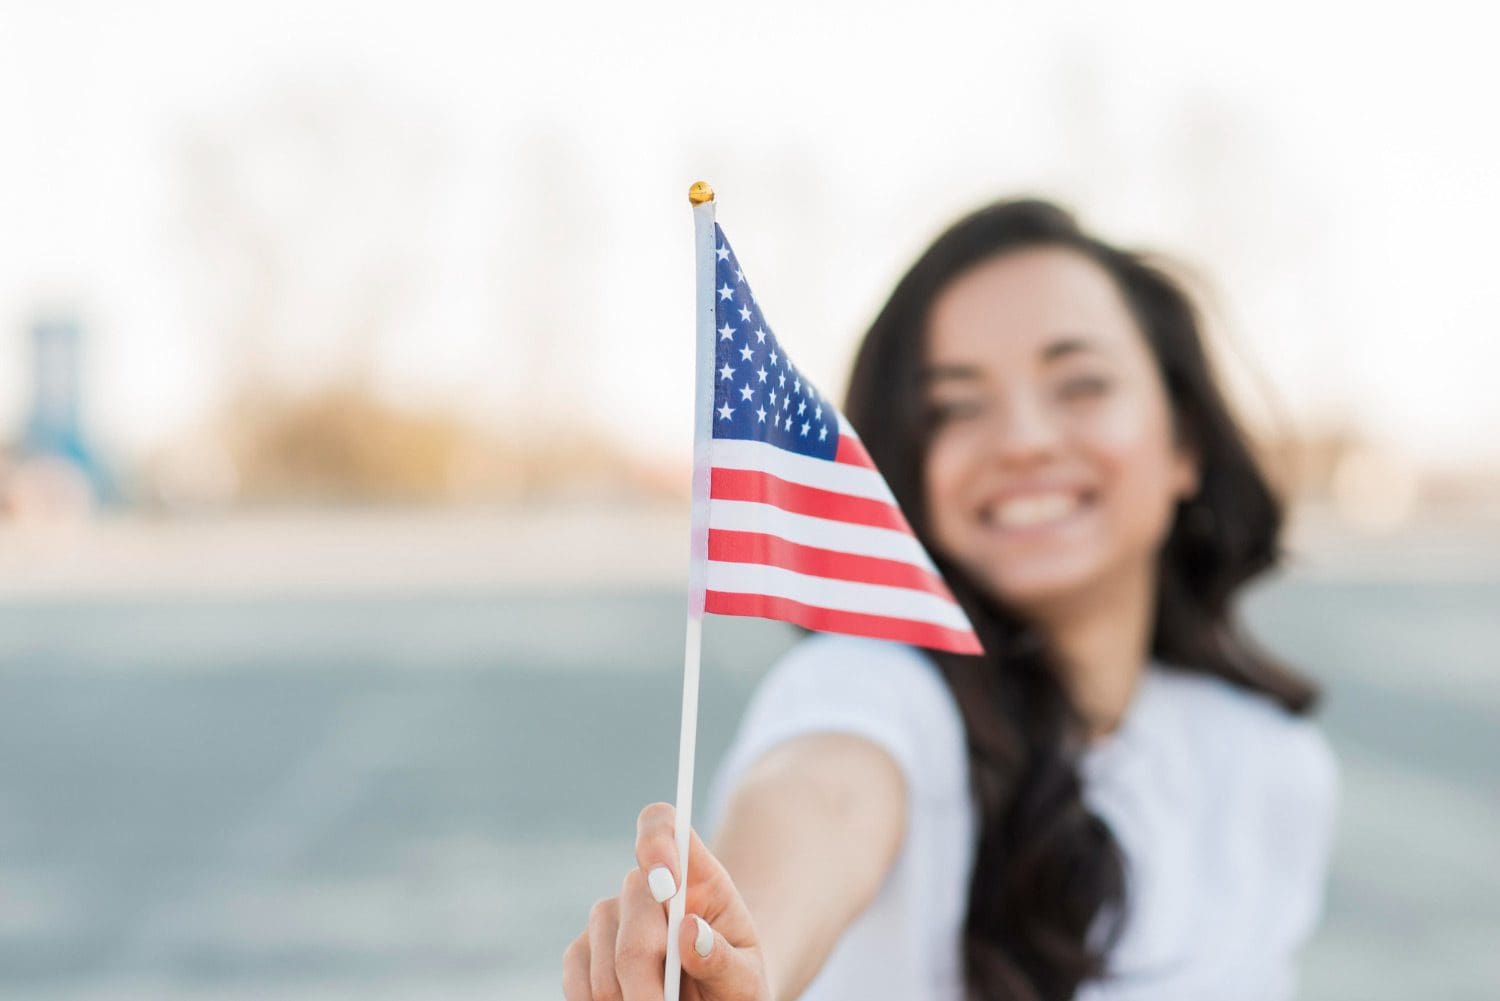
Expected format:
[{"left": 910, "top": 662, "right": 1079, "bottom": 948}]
[{"left": 688, "top": 181, "right": 715, "bottom": 205}]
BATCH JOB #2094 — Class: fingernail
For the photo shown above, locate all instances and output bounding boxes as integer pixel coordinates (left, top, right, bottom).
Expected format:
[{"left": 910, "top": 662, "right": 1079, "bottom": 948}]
[
  {"left": 647, "top": 866, "right": 677, "bottom": 903},
  {"left": 693, "top": 915, "right": 714, "bottom": 958}
]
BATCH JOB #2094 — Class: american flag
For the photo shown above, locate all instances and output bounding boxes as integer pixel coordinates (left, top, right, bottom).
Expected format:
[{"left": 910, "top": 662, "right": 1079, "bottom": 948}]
[{"left": 704, "top": 224, "right": 983, "bottom": 655}]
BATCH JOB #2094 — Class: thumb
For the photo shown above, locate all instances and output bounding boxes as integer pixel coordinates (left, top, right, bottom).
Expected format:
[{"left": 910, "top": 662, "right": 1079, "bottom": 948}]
[
  {"left": 679, "top": 913, "right": 769, "bottom": 1001},
  {"left": 635, "top": 803, "right": 755, "bottom": 941}
]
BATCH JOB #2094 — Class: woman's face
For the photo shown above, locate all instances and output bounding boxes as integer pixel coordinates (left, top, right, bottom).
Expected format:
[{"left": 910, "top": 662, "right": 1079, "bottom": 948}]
[{"left": 921, "top": 247, "right": 1199, "bottom": 617}]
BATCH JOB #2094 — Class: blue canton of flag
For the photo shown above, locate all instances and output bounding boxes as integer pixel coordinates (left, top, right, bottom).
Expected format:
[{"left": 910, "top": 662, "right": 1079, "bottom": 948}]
[{"left": 710, "top": 226, "right": 838, "bottom": 460}]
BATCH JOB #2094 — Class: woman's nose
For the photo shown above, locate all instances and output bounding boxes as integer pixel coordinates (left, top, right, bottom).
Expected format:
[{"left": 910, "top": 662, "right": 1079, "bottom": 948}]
[{"left": 986, "top": 395, "right": 1063, "bottom": 466}]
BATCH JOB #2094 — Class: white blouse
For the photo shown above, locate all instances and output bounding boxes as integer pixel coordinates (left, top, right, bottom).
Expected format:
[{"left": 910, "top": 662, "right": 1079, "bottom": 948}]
[{"left": 706, "top": 633, "right": 1338, "bottom": 1001}]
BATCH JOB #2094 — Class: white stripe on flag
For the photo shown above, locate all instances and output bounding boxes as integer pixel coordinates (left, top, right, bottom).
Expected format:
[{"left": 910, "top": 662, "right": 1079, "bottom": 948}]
[
  {"left": 705, "top": 561, "right": 969, "bottom": 630},
  {"left": 708, "top": 498, "right": 938, "bottom": 572},
  {"left": 709, "top": 437, "right": 894, "bottom": 502}
]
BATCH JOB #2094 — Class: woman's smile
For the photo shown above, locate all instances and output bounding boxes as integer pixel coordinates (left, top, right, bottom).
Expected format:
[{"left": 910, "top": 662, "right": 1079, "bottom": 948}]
[{"left": 975, "top": 484, "right": 1098, "bottom": 534}]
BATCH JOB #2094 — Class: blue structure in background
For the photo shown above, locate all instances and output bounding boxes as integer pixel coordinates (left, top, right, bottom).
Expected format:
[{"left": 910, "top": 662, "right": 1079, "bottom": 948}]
[{"left": 19, "top": 315, "right": 114, "bottom": 503}]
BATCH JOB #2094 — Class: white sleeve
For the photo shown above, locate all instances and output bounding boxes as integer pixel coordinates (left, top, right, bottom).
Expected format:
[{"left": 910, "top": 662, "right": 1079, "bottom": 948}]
[
  {"left": 1277, "top": 720, "right": 1341, "bottom": 950},
  {"left": 705, "top": 633, "right": 969, "bottom": 837}
]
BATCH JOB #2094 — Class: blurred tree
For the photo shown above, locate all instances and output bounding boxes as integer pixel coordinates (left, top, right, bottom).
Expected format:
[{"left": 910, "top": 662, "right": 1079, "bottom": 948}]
[{"left": 169, "top": 83, "right": 668, "bottom": 505}]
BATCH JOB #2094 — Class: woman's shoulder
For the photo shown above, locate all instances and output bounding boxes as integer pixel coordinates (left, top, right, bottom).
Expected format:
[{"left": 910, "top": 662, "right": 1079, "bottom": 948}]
[
  {"left": 1148, "top": 665, "right": 1339, "bottom": 815},
  {"left": 1147, "top": 666, "right": 1340, "bottom": 950},
  {"left": 718, "top": 634, "right": 969, "bottom": 802},
  {"left": 756, "top": 633, "right": 954, "bottom": 706},
  {"left": 1151, "top": 665, "right": 1332, "bottom": 744}
]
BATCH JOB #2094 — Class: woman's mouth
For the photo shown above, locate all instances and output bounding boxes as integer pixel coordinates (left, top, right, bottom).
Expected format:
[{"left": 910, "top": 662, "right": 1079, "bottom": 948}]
[{"left": 979, "top": 490, "right": 1094, "bottom": 531}]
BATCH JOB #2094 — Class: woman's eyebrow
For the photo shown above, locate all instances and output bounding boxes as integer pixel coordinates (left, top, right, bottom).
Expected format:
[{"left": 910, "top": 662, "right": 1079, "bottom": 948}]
[
  {"left": 1042, "top": 336, "right": 1105, "bottom": 362},
  {"left": 922, "top": 338, "right": 1105, "bottom": 383}
]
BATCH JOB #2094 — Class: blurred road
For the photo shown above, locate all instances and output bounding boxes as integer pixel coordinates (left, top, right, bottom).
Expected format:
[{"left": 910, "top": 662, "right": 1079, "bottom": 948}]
[{"left": 0, "top": 509, "right": 1496, "bottom": 1000}]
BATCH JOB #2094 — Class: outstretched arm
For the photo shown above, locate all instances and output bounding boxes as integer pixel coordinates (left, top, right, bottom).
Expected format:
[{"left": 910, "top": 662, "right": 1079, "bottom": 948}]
[{"left": 703, "top": 732, "right": 908, "bottom": 998}]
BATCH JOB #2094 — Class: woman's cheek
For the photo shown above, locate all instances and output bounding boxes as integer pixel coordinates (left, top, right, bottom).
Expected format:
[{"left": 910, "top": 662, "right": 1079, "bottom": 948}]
[
  {"left": 923, "top": 433, "right": 980, "bottom": 551},
  {"left": 1084, "top": 403, "right": 1181, "bottom": 538},
  {"left": 924, "top": 429, "right": 967, "bottom": 493},
  {"left": 1075, "top": 381, "right": 1165, "bottom": 461}
]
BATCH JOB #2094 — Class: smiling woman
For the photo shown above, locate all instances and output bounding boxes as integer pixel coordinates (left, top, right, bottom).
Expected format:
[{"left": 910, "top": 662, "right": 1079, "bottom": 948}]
[
  {"left": 565, "top": 199, "right": 1336, "bottom": 1001},
  {"left": 838, "top": 200, "right": 1329, "bottom": 999}
]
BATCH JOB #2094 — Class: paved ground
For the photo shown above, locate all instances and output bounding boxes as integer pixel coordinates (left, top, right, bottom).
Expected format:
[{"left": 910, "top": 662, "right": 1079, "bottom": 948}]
[{"left": 0, "top": 514, "right": 1497, "bottom": 999}]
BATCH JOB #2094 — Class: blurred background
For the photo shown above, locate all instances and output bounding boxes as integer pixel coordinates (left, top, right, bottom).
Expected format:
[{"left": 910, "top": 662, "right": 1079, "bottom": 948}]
[{"left": 2, "top": 2, "right": 1497, "bottom": 998}]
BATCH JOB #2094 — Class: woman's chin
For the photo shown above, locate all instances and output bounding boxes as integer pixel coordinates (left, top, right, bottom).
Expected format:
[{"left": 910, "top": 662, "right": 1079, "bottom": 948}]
[{"left": 979, "top": 563, "right": 1105, "bottom": 617}]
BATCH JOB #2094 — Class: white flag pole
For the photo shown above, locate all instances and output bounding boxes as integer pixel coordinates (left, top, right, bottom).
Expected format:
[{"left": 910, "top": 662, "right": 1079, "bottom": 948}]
[{"left": 665, "top": 181, "right": 717, "bottom": 1001}]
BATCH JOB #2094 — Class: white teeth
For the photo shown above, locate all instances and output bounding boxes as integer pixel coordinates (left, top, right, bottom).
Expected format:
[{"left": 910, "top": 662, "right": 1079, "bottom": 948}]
[{"left": 985, "top": 492, "right": 1081, "bottom": 529}]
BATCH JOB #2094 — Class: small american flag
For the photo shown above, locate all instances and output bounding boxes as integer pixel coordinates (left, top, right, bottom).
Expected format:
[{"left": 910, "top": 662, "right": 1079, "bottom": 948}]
[{"left": 704, "top": 224, "right": 983, "bottom": 655}]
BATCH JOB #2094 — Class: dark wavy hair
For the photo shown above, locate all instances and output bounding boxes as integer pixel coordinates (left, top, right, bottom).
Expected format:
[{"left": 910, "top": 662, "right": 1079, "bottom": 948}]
[{"left": 842, "top": 199, "right": 1320, "bottom": 1001}]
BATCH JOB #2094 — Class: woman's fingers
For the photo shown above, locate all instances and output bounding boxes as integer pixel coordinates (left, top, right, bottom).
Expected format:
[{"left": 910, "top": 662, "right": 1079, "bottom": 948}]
[
  {"left": 679, "top": 913, "right": 769, "bottom": 1001},
  {"left": 566, "top": 903, "right": 768, "bottom": 1001},
  {"left": 634, "top": 803, "right": 769, "bottom": 999},
  {"left": 562, "top": 806, "right": 768, "bottom": 1001},
  {"left": 634, "top": 803, "right": 750, "bottom": 931},
  {"left": 586, "top": 896, "right": 624, "bottom": 1001},
  {"left": 614, "top": 867, "right": 667, "bottom": 1001},
  {"left": 561, "top": 930, "right": 592, "bottom": 1001},
  {"left": 635, "top": 802, "right": 680, "bottom": 902}
]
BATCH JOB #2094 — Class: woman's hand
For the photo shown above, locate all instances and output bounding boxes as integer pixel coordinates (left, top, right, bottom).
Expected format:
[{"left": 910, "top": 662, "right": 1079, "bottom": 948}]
[{"left": 563, "top": 802, "right": 773, "bottom": 1001}]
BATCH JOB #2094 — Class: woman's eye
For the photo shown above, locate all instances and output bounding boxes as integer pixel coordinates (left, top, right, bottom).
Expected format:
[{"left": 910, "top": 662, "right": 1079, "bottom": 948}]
[
  {"left": 1057, "top": 376, "right": 1111, "bottom": 401},
  {"left": 927, "top": 400, "right": 982, "bottom": 424}
]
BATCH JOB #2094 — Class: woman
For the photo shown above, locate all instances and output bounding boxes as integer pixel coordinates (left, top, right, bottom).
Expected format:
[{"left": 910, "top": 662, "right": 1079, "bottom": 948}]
[{"left": 562, "top": 199, "right": 1338, "bottom": 1001}]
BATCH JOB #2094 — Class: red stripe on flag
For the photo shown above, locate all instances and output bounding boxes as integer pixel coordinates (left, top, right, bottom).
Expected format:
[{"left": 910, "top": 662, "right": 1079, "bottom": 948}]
[
  {"left": 708, "top": 529, "right": 956, "bottom": 600},
  {"left": 705, "top": 590, "right": 983, "bottom": 655},
  {"left": 710, "top": 468, "right": 909, "bottom": 533},
  {"left": 834, "top": 433, "right": 879, "bottom": 469}
]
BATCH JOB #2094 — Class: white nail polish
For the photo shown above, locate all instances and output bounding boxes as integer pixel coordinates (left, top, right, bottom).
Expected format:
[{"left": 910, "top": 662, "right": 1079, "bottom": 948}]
[
  {"left": 647, "top": 866, "right": 677, "bottom": 903},
  {"left": 693, "top": 915, "right": 714, "bottom": 958}
]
